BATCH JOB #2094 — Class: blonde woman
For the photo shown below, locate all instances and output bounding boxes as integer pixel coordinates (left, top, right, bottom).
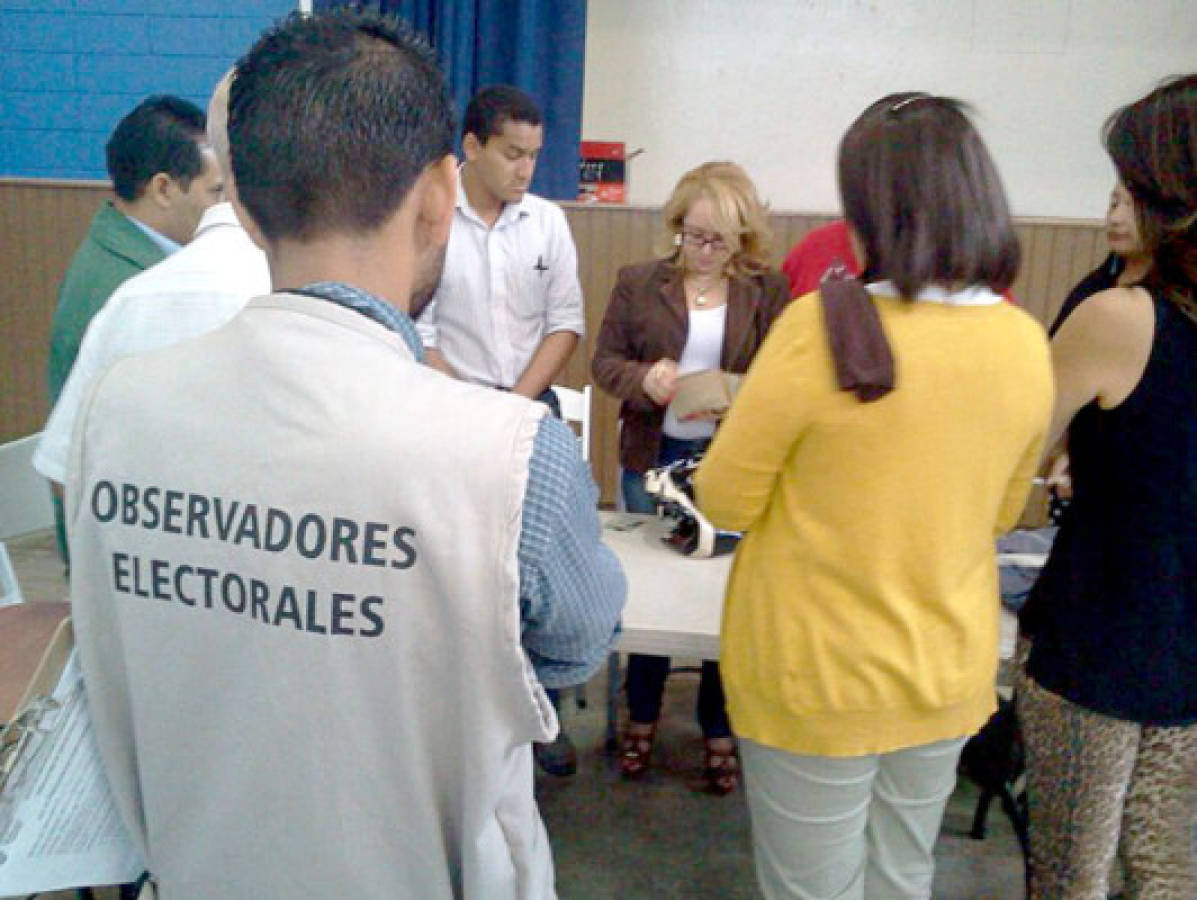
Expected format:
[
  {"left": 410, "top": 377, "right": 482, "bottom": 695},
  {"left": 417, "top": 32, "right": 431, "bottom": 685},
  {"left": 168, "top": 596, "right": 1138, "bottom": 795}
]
[{"left": 592, "top": 161, "right": 790, "bottom": 793}]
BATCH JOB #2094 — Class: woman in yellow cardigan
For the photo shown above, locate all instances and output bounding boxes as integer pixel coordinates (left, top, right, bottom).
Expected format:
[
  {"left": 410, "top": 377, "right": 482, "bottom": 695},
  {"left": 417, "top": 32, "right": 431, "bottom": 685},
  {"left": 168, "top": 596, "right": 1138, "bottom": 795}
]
[{"left": 695, "top": 94, "right": 1053, "bottom": 900}]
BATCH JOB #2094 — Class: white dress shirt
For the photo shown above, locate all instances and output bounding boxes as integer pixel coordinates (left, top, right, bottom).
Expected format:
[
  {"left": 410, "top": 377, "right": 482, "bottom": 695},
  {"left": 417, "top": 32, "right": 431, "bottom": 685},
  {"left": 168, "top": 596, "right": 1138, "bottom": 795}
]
[
  {"left": 417, "top": 169, "right": 584, "bottom": 388},
  {"left": 34, "top": 202, "right": 270, "bottom": 482}
]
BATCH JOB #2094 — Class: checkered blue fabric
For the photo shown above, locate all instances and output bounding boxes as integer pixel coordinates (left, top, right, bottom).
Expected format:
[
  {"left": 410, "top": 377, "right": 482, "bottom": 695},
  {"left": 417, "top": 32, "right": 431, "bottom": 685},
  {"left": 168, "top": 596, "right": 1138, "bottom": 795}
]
[
  {"left": 299, "top": 281, "right": 425, "bottom": 362},
  {"left": 520, "top": 416, "right": 625, "bottom": 688}
]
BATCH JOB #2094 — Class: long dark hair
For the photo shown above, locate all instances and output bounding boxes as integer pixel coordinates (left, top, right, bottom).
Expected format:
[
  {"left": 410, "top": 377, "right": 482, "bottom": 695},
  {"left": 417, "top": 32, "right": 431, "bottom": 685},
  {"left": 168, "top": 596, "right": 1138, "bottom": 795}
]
[{"left": 1104, "top": 74, "right": 1197, "bottom": 322}]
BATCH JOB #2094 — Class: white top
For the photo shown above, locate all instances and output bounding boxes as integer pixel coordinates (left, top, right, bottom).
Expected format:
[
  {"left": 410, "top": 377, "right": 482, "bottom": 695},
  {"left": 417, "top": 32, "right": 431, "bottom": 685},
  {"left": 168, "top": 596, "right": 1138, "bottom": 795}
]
[
  {"left": 67, "top": 294, "right": 559, "bottom": 899},
  {"left": 663, "top": 305, "right": 727, "bottom": 440},
  {"left": 34, "top": 203, "right": 270, "bottom": 483},
  {"left": 416, "top": 169, "right": 584, "bottom": 388}
]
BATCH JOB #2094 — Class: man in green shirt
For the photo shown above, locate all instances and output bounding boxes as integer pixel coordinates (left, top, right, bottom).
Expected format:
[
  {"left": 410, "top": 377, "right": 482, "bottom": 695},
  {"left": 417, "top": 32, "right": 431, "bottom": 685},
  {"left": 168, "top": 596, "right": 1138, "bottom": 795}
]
[{"left": 47, "top": 95, "right": 223, "bottom": 403}]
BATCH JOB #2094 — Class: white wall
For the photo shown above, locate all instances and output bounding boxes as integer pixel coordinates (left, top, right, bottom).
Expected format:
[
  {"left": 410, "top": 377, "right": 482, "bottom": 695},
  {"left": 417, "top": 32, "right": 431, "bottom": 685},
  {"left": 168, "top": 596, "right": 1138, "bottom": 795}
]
[{"left": 582, "top": 0, "right": 1197, "bottom": 218}]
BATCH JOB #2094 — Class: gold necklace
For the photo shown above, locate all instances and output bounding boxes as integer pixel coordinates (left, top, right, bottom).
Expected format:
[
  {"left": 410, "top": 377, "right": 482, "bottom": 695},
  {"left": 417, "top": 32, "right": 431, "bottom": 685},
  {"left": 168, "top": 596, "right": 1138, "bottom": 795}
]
[{"left": 691, "top": 278, "right": 722, "bottom": 307}]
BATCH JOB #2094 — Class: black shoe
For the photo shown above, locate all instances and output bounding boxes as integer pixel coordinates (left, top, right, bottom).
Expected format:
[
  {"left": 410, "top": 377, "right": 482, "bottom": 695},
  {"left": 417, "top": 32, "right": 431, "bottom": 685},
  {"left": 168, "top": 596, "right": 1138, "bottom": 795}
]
[{"left": 534, "top": 730, "right": 578, "bottom": 776}]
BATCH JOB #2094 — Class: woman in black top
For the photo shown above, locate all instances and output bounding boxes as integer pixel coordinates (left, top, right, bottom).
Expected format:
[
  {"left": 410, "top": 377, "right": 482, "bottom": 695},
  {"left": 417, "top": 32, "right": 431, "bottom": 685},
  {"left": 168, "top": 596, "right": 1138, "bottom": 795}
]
[
  {"left": 1018, "top": 75, "right": 1197, "bottom": 899},
  {"left": 1049, "top": 180, "right": 1152, "bottom": 336},
  {"left": 1045, "top": 183, "right": 1154, "bottom": 504}
]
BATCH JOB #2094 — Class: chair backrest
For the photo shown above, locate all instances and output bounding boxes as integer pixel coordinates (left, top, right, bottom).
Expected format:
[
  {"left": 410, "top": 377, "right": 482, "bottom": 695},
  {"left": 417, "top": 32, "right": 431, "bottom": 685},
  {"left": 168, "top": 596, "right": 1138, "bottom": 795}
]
[
  {"left": 550, "top": 384, "right": 592, "bottom": 463},
  {"left": 0, "top": 433, "right": 56, "bottom": 541}
]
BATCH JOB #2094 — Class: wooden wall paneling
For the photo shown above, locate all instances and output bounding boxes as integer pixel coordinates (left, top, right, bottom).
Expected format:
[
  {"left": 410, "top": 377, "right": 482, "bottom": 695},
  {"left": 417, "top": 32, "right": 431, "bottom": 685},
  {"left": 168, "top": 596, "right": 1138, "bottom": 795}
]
[
  {"left": 1040, "top": 225, "right": 1076, "bottom": 324},
  {"left": 563, "top": 205, "right": 658, "bottom": 504},
  {"left": 1010, "top": 224, "right": 1041, "bottom": 317},
  {"left": 1044, "top": 225, "right": 1086, "bottom": 325},
  {"left": 1048, "top": 225, "right": 1106, "bottom": 327},
  {"left": 0, "top": 185, "right": 30, "bottom": 442},
  {"left": 1, "top": 180, "right": 110, "bottom": 443},
  {"left": 1011, "top": 219, "right": 1105, "bottom": 324}
]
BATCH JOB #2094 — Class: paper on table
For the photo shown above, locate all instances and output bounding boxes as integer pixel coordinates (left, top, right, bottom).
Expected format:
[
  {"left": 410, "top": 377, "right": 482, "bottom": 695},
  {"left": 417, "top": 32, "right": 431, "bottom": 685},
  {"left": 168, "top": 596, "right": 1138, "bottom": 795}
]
[
  {"left": 0, "top": 650, "right": 144, "bottom": 895},
  {"left": 668, "top": 369, "right": 743, "bottom": 420}
]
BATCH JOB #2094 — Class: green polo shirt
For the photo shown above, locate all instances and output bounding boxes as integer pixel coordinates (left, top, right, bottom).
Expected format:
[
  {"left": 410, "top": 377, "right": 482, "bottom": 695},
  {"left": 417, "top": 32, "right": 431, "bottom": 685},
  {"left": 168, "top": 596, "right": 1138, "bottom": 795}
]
[{"left": 47, "top": 201, "right": 166, "bottom": 402}]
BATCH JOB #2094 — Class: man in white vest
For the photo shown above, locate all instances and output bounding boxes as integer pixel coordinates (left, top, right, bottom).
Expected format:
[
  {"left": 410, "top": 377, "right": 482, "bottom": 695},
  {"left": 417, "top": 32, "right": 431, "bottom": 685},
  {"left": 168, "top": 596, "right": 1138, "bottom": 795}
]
[{"left": 66, "top": 10, "right": 625, "bottom": 899}]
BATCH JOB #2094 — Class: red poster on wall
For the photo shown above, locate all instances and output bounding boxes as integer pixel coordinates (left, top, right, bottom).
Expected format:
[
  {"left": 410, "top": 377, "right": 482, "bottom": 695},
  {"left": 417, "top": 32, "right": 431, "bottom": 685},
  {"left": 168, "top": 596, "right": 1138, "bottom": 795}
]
[{"left": 578, "top": 141, "right": 626, "bottom": 204}]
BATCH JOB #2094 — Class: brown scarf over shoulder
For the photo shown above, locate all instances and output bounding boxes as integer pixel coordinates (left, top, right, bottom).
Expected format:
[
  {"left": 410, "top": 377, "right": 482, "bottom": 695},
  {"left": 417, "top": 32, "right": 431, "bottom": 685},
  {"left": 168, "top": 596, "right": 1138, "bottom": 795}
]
[{"left": 820, "top": 277, "right": 895, "bottom": 403}]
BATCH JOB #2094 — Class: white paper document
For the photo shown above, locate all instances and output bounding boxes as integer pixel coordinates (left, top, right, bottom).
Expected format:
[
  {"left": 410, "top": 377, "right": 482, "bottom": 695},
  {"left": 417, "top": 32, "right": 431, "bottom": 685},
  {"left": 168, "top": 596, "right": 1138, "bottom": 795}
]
[{"left": 0, "top": 651, "right": 144, "bottom": 896}]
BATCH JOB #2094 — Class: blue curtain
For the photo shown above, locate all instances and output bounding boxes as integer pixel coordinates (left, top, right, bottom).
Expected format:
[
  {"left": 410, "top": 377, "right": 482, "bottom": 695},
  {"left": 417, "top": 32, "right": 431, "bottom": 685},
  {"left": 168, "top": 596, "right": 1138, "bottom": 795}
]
[{"left": 315, "top": 0, "right": 586, "bottom": 201}]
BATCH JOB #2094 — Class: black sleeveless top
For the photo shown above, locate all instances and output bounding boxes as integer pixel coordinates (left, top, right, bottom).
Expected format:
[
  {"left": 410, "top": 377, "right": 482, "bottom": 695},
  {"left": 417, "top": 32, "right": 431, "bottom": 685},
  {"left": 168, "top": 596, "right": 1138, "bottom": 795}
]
[{"left": 1022, "top": 290, "right": 1197, "bottom": 725}]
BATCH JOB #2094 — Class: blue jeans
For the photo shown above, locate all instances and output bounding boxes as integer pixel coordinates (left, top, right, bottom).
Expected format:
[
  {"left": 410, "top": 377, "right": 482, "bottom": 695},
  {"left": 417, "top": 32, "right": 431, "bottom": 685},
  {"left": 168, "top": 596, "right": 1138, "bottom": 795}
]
[{"left": 621, "top": 435, "right": 731, "bottom": 738}]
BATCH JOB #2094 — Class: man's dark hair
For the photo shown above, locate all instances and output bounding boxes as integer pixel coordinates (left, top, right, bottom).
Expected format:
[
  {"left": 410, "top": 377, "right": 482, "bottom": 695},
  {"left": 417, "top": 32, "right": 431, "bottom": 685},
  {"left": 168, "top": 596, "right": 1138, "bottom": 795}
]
[
  {"left": 105, "top": 95, "right": 207, "bottom": 202},
  {"left": 837, "top": 92, "right": 1020, "bottom": 298},
  {"left": 1104, "top": 74, "right": 1197, "bottom": 317},
  {"left": 228, "top": 9, "right": 454, "bottom": 243},
  {"left": 462, "top": 84, "right": 542, "bottom": 145}
]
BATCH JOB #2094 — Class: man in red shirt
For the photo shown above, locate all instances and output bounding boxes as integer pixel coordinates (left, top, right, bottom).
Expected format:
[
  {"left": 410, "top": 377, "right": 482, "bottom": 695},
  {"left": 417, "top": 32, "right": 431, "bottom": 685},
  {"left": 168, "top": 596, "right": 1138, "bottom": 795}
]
[{"left": 781, "top": 220, "right": 860, "bottom": 298}]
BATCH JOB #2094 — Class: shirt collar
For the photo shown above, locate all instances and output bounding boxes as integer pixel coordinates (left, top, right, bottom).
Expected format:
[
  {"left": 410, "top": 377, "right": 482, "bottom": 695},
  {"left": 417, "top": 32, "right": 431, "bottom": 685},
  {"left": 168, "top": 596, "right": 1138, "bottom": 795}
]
[
  {"left": 295, "top": 281, "right": 425, "bottom": 361},
  {"left": 193, "top": 201, "right": 241, "bottom": 237},
  {"left": 455, "top": 164, "right": 528, "bottom": 229},
  {"left": 866, "top": 280, "right": 1003, "bottom": 306},
  {"left": 127, "top": 214, "right": 182, "bottom": 255}
]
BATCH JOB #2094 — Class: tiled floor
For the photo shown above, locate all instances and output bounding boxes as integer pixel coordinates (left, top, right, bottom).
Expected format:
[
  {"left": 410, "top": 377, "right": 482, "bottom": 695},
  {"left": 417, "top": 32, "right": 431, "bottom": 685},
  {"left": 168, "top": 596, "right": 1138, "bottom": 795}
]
[{"left": 7, "top": 529, "right": 1026, "bottom": 899}]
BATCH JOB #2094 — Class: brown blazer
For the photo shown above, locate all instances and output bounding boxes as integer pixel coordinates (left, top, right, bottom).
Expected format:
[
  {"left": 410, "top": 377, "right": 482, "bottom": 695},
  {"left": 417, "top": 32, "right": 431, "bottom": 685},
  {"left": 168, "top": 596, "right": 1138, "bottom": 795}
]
[{"left": 591, "top": 258, "right": 792, "bottom": 473}]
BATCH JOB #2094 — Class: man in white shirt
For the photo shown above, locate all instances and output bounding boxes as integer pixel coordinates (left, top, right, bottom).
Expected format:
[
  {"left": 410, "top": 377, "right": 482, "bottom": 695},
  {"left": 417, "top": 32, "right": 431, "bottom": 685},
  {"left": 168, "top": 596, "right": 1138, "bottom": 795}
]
[
  {"left": 418, "top": 86, "right": 586, "bottom": 775},
  {"left": 34, "top": 74, "right": 269, "bottom": 489},
  {"left": 419, "top": 85, "right": 584, "bottom": 409}
]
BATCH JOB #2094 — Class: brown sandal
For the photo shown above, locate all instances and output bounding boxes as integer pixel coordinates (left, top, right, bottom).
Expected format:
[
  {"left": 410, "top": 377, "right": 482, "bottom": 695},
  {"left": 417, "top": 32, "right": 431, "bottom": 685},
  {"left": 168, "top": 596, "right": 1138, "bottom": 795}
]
[
  {"left": 703, "top": 739, "right": 740, "bottom": 795},
  {"left": 619, "top": 724, "right": 656, "bottom": 778}
]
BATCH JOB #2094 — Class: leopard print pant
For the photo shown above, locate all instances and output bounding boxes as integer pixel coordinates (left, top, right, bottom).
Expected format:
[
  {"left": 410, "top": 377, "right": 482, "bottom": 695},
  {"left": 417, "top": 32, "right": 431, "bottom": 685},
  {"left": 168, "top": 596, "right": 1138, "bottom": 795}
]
[{"left": 1016, "top": 648, "right": 1197, "bottom": 899}]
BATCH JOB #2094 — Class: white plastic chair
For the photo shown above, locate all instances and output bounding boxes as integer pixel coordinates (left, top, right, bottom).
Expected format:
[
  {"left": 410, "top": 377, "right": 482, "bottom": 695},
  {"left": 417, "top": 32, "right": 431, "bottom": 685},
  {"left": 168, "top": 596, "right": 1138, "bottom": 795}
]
[
  {"left": 550, "top": 384, "right": 592, "bottom": 462},
  {"left": 0, "top": 433, "right": 55, "bottom": 541}
]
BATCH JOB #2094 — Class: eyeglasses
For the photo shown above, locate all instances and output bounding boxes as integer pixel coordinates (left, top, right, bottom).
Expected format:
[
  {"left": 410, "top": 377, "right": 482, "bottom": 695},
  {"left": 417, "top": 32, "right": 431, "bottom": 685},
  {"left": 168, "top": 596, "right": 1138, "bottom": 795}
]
[{"left": 676, "top": 229, "right": 729, "bottom": 253}]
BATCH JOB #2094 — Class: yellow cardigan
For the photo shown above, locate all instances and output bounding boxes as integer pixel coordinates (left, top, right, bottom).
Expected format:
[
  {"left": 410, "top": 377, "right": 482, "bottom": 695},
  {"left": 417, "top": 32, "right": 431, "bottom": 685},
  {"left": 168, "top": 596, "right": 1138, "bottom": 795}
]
[{"left": 696, "top": 291, "right": 1052, "bottom": 756}]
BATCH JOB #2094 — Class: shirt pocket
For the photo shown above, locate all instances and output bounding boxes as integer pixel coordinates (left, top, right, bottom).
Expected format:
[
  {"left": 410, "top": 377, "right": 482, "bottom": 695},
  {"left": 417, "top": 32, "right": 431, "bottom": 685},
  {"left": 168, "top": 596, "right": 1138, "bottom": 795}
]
[{"left": 504, "top": 244, "right": 550, "bottom": 323}]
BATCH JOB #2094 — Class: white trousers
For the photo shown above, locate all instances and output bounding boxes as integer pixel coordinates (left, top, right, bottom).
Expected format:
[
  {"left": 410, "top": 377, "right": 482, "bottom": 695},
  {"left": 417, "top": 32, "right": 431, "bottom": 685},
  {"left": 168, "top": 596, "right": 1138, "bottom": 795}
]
[{"left": 741, "top": 736, "right": 967, "bottom": 900}]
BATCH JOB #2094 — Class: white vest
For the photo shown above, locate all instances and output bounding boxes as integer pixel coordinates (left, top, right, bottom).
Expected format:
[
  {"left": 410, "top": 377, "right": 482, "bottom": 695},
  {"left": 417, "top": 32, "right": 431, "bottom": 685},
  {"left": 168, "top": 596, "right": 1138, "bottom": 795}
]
[{"left": 67, "top": 293, "right": 558, "bottom": 899}]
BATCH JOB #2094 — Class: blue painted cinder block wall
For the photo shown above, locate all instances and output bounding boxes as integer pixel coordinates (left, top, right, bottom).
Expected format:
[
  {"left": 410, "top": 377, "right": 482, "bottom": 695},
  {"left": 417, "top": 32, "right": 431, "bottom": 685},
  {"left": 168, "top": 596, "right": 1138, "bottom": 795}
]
[{"left": 0, "top": 1, "right": 296, "bottom": 180}]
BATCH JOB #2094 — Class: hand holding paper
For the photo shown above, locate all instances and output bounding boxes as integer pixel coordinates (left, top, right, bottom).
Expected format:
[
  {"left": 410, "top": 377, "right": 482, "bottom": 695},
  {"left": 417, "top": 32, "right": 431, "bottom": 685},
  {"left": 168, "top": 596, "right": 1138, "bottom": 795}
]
[
  {"left": 669, "top": 369, "right": 743, "bottom": 421},
  {"left": 642, "top": 358, "right": 679, "bottom": 405}
]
